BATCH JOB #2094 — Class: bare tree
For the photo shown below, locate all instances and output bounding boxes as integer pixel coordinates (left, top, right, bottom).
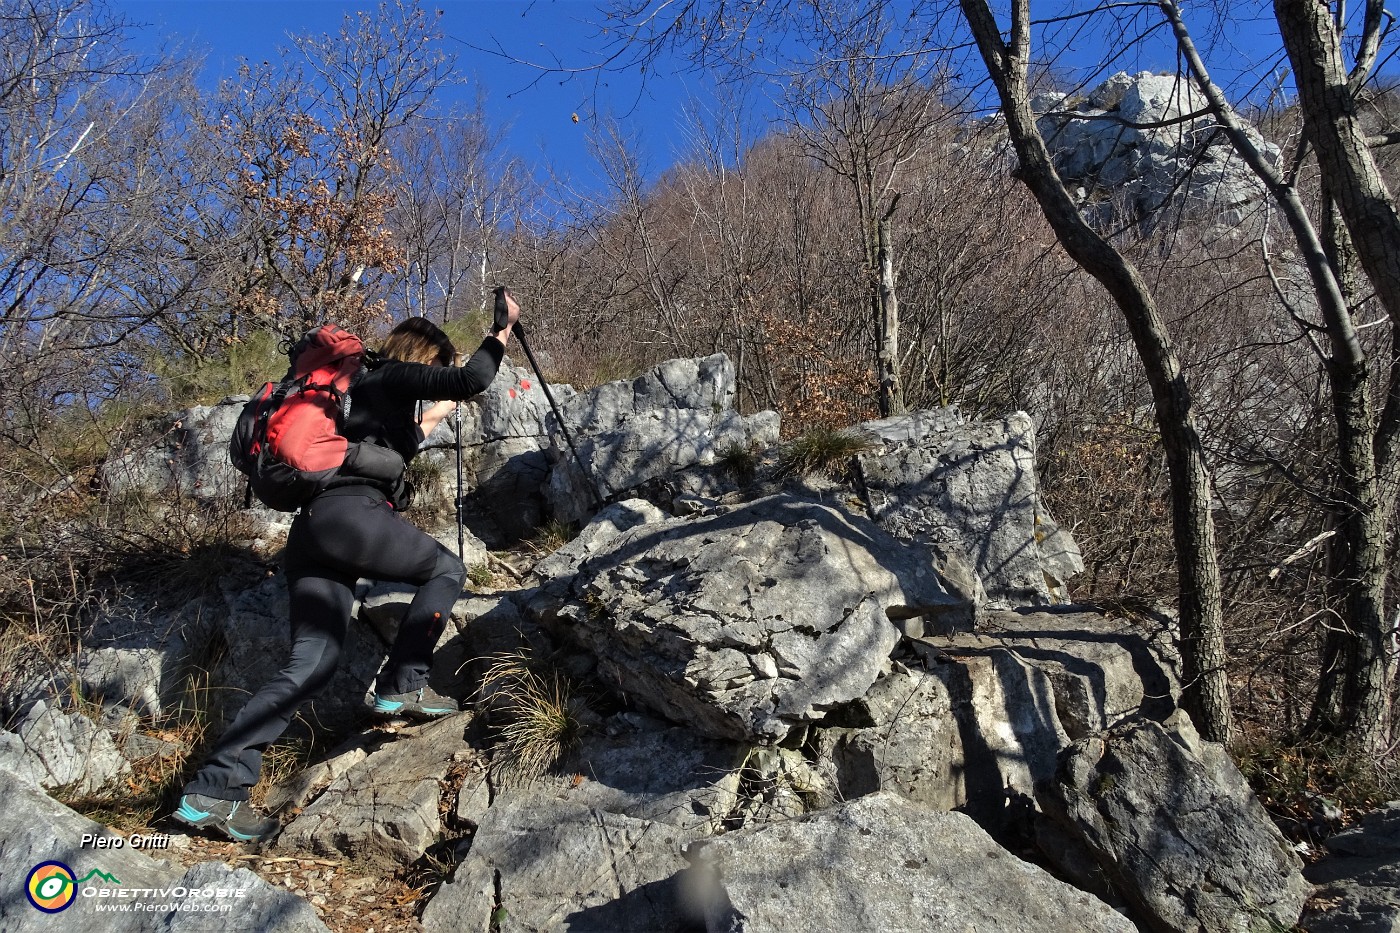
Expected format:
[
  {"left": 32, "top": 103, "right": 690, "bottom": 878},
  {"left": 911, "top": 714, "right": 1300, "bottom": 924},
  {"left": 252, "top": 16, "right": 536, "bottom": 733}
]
[
  {"left": 393, "top": 95, "right": 527, "bottom": 325},
  {"left": 0, "top": 0, "right": 205, "bottom": 468},
  {"left": 209, "top": 0, "right": 453, "bottom": 338},
  {"left": 780, "top": 9, "right": 945, "bottom": 417},
  {"left": 1265, "top": 0, "right": 1400, "bottom": 752},
  {"left": 957, "top": 0, "right": 1234, "bottom": 742}
]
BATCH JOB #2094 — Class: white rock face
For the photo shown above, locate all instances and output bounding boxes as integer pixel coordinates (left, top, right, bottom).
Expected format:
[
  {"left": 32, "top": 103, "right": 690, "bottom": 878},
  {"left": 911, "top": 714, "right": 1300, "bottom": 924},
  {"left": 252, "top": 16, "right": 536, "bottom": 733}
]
[
  {"left": 1036, "top": 71, "right": 1280, "bottom": 231},
  {"left": 544, "top": 353, "right": 781, "bottom": 526}
]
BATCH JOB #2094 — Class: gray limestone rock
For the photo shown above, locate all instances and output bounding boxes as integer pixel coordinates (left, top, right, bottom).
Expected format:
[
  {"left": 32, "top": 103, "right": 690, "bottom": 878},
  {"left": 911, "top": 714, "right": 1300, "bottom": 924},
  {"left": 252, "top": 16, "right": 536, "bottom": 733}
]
[
  {"left": 423, "top": 361, "right": 575, "bottom": 542},
  {"left": 278, "top": 713, "right": 471, "bottom": 870},
  {"left": 690, "top": 792, "right": 1136, "bottom": 933},
  {"left": 261, "top": 741, "right": 372, "bottom": 815},
  {"left": 857, "top": 410, "right": 1083, "bottom": 608},
  {"left": 0, "top": 700, "right": 130, "bottom": 795},
  {"left": 76, "top": 647, "right": 164, "bottom": 719},
  {"left": 1301, "top": 804, "right": 1400, "bottom": 933},
  {"left": 100, "top": 399, "right": 246, "bottom": 504},
  {"left": 810, "top": 662, "right": 966, "bottom": 813},
  {"left": 1036, "top": 71, "right": 1279, "bottom": 231},
  {"left": 813, "top": 609, "right": 1180, "bottom": 831},
  {"left": 539, "top": 718, "right": 746, "bottom": 834},
  {"left": 214, "top": 573, "right": 381, "bottom": 730},
  {"left": 422, "top": 793, "right": 699, "bottom": 933},
  {"left": 543, "top": 354, "right": 781, "bottom": 526},
  {"left": 520, "top": 498, "right": 669, "bottom": 626},
  {"left": 921, "top": 608, "right": 1181, "bottom": 740},
  {"left": 549, "top": 494, "right": 968, "bottom": 743},
  {"left": 1040, "top": 716, "right": 1309, "bottom": 933}
]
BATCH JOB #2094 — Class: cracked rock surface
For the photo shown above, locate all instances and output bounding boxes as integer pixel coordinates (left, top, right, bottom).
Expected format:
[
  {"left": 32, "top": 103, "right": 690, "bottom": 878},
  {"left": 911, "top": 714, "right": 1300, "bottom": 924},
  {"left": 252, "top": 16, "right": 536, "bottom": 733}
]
[
  {"left": 278, "top": 714, "right": 471, "bottom": 870},
  {"left": 552, "top": 494, "right": 967, "bottom": 743},
  {"left": 1039, "top": 715, "right": 1310, "bottom": 932},
  {"left": 423, "top": 792, "right": 697, "bottom": 933}
]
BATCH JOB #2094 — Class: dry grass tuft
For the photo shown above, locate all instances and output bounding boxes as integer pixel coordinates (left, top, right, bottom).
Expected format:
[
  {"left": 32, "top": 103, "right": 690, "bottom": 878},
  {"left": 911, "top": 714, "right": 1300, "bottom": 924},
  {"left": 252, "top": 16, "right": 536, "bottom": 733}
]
[{"left": 480, "top": 650, "right": 586, "bottom": 786}]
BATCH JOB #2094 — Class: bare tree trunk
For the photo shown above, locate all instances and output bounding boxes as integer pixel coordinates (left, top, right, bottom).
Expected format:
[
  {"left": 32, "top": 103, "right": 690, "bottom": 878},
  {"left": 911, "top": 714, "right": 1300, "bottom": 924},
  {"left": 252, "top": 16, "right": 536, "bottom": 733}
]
[
  {"left": 1274, "top": 0, "right": 1399, "bottom": 752},
  {"left": 877, "top": 198, "right": 906, "bottom": 416},
  {"left": 959, "top": 0, "right": 1234, "bottom": 742}
]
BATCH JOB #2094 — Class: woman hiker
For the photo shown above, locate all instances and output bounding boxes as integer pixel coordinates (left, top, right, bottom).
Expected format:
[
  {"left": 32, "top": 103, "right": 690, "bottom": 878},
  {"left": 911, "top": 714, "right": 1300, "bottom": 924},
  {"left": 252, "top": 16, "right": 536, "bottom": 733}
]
[{"left": 174, "top": 291, "right": 521, "bottom": 842}]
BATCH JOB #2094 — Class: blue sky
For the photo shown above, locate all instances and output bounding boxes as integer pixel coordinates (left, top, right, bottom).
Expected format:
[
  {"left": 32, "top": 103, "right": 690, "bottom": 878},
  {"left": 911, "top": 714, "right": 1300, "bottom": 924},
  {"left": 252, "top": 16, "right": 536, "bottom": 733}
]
[
  {"left": 111, "top": 0, "right": 709, "bottom": 188},
  {"left": 108, "top": 1, "right": 1318, "bottom": 189}
]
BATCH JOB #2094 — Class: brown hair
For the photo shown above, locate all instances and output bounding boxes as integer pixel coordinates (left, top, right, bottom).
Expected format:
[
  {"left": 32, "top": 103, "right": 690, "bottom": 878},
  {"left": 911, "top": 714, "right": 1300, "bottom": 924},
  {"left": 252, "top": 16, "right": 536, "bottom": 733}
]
[{"left": 379, "top": 317, "right": 456, "bottom": 367}]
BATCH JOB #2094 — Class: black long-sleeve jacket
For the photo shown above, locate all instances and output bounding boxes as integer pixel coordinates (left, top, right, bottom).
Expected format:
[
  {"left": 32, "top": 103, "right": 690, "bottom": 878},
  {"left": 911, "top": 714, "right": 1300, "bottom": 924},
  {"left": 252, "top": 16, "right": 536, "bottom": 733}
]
[
  {"left": 343, "top": 337, "right": 504, "bottom": 465},
  {"left": 314, "top": 337, "right": 504, "bottom": 508}
]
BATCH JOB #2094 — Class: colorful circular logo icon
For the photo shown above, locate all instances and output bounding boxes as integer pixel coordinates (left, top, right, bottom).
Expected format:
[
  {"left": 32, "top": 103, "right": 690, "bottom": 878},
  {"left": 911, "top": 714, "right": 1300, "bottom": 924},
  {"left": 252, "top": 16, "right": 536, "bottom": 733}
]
[{"left": 26, "top": 861, "right": 77, "bottom": 913}]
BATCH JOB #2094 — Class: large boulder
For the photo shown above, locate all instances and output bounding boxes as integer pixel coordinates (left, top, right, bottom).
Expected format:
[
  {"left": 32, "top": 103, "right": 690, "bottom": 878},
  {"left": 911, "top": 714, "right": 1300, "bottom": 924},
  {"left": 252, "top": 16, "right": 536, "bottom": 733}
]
[
  {"left": 544, "top": 354, "right": 781, "bottom": 526},
  {"left": 278, "top": 712, "right": 473, "bottom": 869},
  {"left": 687, "top": 791, "right": 1136, "bottom": 933},
  {"left": 1039, "top": 716, "right": 1309, "bottom": 932},
  {"left": 422, "top": 792, "right": 699, "bottom": 933},
  {"left": 543, "top": 494, "right": 972, "bottom": 744},
  {"left": 1301, "top": 804, "right": 1400, "bottom": 933},
  {"left": 0, "top": 770, "right": 327, "bottom": 932},
  {"left": 855, "top": 410, "right": 1083, "bottom": 608}
]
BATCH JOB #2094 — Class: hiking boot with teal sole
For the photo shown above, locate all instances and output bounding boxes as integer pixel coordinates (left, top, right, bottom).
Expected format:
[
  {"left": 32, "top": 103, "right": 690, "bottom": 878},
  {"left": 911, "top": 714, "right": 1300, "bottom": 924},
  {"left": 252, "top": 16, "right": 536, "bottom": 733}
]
[
  {"left": 370, "top": 685, "right": 460, "bottom": 720},
  {"left": 173, "top": 793, "right": 278, "bottom": 843}
]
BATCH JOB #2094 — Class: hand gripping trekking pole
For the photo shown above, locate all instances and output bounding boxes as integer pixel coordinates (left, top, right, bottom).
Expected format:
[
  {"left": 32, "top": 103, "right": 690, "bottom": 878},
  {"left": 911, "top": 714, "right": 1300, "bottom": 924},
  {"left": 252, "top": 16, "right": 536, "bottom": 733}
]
[{"left": 494, "top": 287, "right": 605, "bottom": 512}]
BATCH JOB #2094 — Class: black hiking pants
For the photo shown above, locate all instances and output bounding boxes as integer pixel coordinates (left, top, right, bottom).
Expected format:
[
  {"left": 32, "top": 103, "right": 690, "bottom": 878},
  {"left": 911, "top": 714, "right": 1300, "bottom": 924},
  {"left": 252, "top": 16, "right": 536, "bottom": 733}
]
[{"left": 184, "top": 486, "right": 465, "bottom": 801}]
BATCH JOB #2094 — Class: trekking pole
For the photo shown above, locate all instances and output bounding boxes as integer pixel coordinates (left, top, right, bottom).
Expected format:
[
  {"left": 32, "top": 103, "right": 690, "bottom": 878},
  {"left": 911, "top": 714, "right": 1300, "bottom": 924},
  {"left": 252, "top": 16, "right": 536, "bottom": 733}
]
[
  {"left": 494, "top": 287, "right": 605, "bottom": 511},
  {"left": 453, "top": 400, "right": 466, "bottom": 561}
]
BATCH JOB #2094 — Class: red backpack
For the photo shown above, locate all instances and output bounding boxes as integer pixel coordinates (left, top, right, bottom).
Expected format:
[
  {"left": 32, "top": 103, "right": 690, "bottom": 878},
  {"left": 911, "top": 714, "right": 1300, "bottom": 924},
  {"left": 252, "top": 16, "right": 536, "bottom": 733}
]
[{"left": 230, "top": 325, "right": 403, "bottom": 511}]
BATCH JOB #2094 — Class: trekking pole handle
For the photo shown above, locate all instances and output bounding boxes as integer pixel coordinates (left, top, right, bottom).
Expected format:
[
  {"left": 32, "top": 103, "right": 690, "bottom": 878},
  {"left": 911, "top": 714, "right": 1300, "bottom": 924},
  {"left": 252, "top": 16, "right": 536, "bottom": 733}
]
[{"left": 492, "top": 286, "right": 514, "bottom": 336}]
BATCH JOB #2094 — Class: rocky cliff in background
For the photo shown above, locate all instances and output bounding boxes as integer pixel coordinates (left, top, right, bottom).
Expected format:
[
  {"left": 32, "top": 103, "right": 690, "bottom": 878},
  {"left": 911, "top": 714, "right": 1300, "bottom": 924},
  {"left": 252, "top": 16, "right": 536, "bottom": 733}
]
[{"left": 1033, "top": 71, "right": 1279, "bottom": 232}]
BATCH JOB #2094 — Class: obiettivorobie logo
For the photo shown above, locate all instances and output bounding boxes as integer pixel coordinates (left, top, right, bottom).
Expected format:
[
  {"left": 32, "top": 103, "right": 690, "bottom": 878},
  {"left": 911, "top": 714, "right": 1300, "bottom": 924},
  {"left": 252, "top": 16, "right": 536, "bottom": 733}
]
[
  {"left": 25, "top": 856, "right": 244, "bottom": 917},
  {"left": 25, "top": 861, "right": 122, "bottom": 913}
]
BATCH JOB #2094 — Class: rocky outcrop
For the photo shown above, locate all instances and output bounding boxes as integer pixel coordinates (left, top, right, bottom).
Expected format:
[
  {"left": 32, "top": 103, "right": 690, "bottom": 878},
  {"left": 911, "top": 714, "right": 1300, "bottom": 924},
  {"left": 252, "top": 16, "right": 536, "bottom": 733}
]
[
  {"left": 688, "top": 792, "right": 1138, "bottom": 933},
  {"left": 856, "top": 410, "right": 1083, "bottom": 607},
  {"left": 544, "top": 354, "right": 781, "bottom": 527},
  {"left": 1300, "top": 804, "right": 1400, "bottom": 933},
  {"left": 101, "top": 400, "right": 247, "bottom": 504},
  {"left": 423, "top": 792, "right": 699, "bottom": 933},
  {"left": 1035, "top": 71, "right": 1280, "bottom": 231},
  {"left": 0, "top": 700, "right": 130, "bottom": 795},
  {"left": 60, "top": 355, "right": 1309, "bottom": 933},
  {"left": 543, "top": 494, "right": 972, "bottom": 744},
  {"left": 278, "top": 713, "right": 474, "bottom": 870}
]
